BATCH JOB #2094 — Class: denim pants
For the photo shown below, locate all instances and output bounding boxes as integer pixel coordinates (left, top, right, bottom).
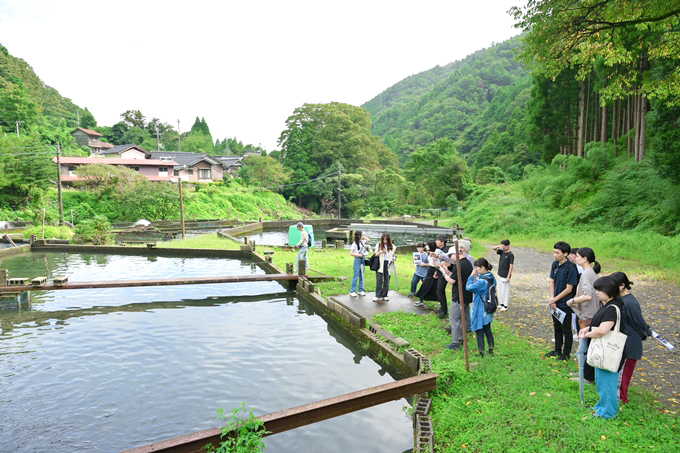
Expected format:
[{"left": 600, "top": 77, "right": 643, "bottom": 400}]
[
  {"left": 351, "top": 257, "right": 364, "bottom": 293},
  {"left": 296, "top": 245, "right": 308, "bottom": 271},
  {"left": 594, "top": 367, "right": 619, "bottom": 418},
  {"left": 410, "top": 274, "right": 424, "bottom": 294}
]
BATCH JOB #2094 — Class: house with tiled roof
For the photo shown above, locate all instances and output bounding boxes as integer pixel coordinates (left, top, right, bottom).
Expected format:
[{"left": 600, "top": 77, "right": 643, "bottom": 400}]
[
  {"left": 100, "top": 144, "right": 150, "bottom": 159},
  {"left": 53, "top": 156, "right": 177, "bottom": 184},
  {"left": 215, "top": 155, "right": 244, "bottom": 177},
  {"left": 149, "top": 151, "right": 224, "bottom": 182},
  {"left": 70, "top": 128, "right": 114, "bottom": 154}
]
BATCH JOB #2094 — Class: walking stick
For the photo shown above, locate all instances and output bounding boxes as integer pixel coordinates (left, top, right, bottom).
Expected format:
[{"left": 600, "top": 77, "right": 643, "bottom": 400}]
[{"left": 391, "top": 260, "right": 399, "bottom": 290}]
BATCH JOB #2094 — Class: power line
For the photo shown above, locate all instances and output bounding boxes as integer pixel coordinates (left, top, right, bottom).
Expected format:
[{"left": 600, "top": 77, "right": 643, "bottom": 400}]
[{"left": 258, "top": 170, "right": 340, "bottom": 190}]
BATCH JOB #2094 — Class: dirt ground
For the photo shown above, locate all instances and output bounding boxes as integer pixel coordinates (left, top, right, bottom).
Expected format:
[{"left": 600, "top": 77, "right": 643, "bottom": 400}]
[{"left": 482, "top": 244, "right": 680, "bottom": 408}]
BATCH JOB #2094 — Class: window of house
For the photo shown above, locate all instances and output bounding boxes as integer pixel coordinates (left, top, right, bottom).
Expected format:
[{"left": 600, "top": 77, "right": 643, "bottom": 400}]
[
  {"left": 188, "top": 169, "right": 194, "bottom": 175},
  {"left": 67, "top": 165, "right": 76, "bottom": 176},
  {"left": 132, "top": 167, "right": 140, "bottom": 172},
  {"left": 174, "top": 170, "right": 179, "bottom": 176},
  {"left": 159, "top": 167, "right": 168, "bottom": 177},
  {"left": 199, "top": 169, "right": 211, "bottom": 179},
  {"left": 160, "top": 156, "right": 173, "bottom": 162}
]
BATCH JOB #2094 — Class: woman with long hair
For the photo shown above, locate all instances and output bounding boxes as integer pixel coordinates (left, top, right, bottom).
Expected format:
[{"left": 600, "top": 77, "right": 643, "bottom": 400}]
[
  {"left": 465, "top": 258, "right": 496, "bottom": 357},
  {"left": 578, "top": 276, "right": 627, "bottom": 419},
  {"left": 373, "top": 233, "right": 396, "bottom": 301},
  {"left": 349, "top": 230, "right": 368, "bottom": 297},
  {"left": 566, "top": 247, "right": 601, "bottom": 382},
  {"left": 611, "top": 271, "right": 651, "bottom": 404}
]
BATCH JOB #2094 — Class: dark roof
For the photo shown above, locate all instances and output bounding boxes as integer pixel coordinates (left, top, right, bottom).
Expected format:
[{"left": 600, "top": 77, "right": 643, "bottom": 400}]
[
  {"left": 71, "top": 127, "right": 102, "bottom": 137},
  {"left": 102, "top": 144, "right": 150, "bottom": 156},
  {"left": 215, "top": 156, "right": 244, "bottom": 168},
  {"left": 149, "top": 151, "right": 219, "bottom": 169}
]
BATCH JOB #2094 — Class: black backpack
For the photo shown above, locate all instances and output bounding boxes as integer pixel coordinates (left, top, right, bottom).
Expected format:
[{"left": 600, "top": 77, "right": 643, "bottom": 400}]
[{"left": 480, "top": 275, "right": 498, "bottom": 314}]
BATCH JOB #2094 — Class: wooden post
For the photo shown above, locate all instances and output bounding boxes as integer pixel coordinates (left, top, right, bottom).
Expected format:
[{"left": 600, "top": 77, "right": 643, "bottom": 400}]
[
  {"left": 56, "top": 143, "right": 64, "bottom": 225},
  {"left": 178, "top": 179, "right": 185, "bottom": 239},
  {"left": 298, "top": 259, "right": 306, "bottom": 276},
  {"left": 322, "top": 239, "right": 327, "bottom": 249}
]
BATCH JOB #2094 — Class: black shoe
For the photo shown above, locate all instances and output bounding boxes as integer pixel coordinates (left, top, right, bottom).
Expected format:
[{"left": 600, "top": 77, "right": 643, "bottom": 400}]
[
  {"left": 545, "top": 350, "right": 558, "bottom": 358},
  {"left": 437, "top": 312, "right": 448, "bottom": 319},
  {"left": 444, "top": 325, "right": 452, "bottom": 333},
  {"left": 488, "top": 349, "right": 494, "bottom": 357},
  {"left": 558, "top": 353, "right": 570, "bottom": 361},
  {"left": 477, "top": 351, "right": 485, "bottom": 358},
  {"left": 444, "top": 343, "right": 461, "bottom": 350}
]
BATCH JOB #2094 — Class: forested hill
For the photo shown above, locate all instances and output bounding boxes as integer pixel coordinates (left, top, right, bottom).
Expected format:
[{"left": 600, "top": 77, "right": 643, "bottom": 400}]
[
  {"left": 0, "top": 44, "right": 90, "bottom": 130},
  {"left": 362, "top": 35, "right": 531, "bottom": 167}
]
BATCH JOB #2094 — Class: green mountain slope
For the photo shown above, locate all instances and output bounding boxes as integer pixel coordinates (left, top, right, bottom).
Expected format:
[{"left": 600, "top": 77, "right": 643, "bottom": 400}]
[
  {"left": 362, "top": 35, "right": 532, "bottom": 168},
  {"left": 0, "top": 44, "right": 87, "bottom": 130}
]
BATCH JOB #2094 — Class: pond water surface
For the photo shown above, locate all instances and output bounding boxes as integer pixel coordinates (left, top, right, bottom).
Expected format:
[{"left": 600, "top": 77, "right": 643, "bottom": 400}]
[{"left": 0, "top": 252, "right": 412, "bottom": 452}]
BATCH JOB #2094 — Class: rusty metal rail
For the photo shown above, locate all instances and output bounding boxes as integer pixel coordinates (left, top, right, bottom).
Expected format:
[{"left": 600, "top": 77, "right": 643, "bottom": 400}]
[
  {"left": 121, "top": 372, "right": 438, "bottom": 453},
  {"left": 0, "top": 274, "right": 300, "bottom": 294}
]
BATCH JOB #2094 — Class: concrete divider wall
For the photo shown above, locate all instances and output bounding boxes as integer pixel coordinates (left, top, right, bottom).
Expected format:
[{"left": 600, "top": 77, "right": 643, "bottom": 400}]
[
  {"left": 30, "top": 244, "right": 250, "bottom": 259},
  {"left": 0, "top": 244, "right": 31, "bottom": 261}
]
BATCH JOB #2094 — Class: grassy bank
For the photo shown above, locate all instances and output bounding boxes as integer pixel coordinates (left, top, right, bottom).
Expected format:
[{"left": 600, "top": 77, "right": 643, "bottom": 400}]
[
  {"left": 449, "top": 184, "right": 680, "bottom": 284},
  {"left": 372, "top": 311, "right": 678, "bottom": 452}
]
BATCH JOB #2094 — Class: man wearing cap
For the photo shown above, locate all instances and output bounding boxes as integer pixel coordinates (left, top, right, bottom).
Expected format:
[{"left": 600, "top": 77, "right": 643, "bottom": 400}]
[
  {"left": 432, "top": 234, "right": 451, "bottom": 319},
  {"left": 492, "top": 239, "right": 514, "bottom": 311},
  {"left": 295, "top": 222, "right": 309, "bottom": 272}
]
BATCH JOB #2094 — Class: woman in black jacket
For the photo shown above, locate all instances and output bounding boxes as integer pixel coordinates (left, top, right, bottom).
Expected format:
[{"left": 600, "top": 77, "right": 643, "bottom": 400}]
[{"left": 611, "top": 272, "right": 651, "bottom": 404}]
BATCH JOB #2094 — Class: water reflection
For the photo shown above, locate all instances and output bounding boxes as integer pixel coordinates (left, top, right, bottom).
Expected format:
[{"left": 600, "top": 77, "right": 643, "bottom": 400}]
[{"left": 0, "top": 252, "right": 413, "bottom": 453}]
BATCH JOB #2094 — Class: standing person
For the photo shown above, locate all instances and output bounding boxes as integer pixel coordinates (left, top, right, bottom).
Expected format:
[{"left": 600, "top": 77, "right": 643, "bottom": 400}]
[
  {"left": 611, "top": 272, "right": 651, "bottom": 404},
  {"left": 409, "top": 242, "right": 429, "bottom": 298},
  {"left": 461, "top": 238, "right": 475, "bottom": 266},
  {"left": 295, "top": 222, "right": 309, "bottom": 272},
  {"left": 578, "top": 276, "right": 627, "bottom": 419},
  {"left": 373, "top": 233, "right": 396, "bottom": 302},
  {"left": 566, "top": 247, "right": 601, "bottom": 383},
  {"left": 414, "top": 241, "right": 439, "bottom": 307},
  {"left": 547, "top": 241, "right": 579, "bottom": 361},
  {"left": 466, "top": 258, "right": 496, "bottom": 357},
  {"left": 569, "top": 248, "right": 584, "bottom": 276},
  {"left": 441, "top": 242, "right": 473, "bottom": 351},
  {"left": 492, "top": 239, "right": 514, "bottom": 312},
  {"left": 349, "top": 230, "right": 368, "bottom": 297},
  {"left": 432, "top": 234, "right": 451, "bottom": 319}
]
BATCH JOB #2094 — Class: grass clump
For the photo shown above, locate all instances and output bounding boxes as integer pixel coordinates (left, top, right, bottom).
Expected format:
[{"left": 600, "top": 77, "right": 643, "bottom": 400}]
[{"left": 373, "top": 311, "right": 679, "bottom": 452}]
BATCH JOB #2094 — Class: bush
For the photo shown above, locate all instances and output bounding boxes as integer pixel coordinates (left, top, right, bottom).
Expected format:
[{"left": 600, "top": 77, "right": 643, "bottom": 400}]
[
  {"left": 21, "top": 225, "right": 74, "bottom": 240},
  {"left": 74, "top": 215, "right": 113, "bottom": 245}
]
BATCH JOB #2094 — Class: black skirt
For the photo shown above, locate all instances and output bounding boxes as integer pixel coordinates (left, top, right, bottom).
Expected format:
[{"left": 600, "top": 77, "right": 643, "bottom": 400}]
[{"left": 415, "top": 267, "right": 438, "bottom": 301}]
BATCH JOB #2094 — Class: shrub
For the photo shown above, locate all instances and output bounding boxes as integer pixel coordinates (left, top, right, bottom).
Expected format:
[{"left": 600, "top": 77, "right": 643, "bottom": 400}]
[
  {"left": 21, "top": 225, "right": 74, "bottom": 240},
  {"left": 74, "top": 215, "right": 113, "bottom": 245}
]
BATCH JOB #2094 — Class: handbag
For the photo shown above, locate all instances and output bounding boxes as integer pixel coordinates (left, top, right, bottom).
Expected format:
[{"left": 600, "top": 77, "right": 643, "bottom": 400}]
[
  {"left": 369, "top": 254, "right": 380, "bottom": 271},
  {"left": 586, "top": 305, "right": 627, "bottom": 372}
]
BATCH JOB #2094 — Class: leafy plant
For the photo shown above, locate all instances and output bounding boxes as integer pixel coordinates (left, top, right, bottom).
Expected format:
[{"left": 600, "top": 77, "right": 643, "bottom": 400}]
[
  {"left": 204, "top": 403, "right": 268, "bottom": 453},
  {"left": 73, "top": 215, "right": 113, "bottom": 245}
]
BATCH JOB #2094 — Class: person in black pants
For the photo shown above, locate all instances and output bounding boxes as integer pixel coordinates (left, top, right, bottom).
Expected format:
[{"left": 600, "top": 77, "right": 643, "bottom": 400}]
[
  {"left": 546, "top": 241, "right": 579, "bottom": 360},
  {"left": 432, "top": 234, "right": 450, "bottom": 319}
]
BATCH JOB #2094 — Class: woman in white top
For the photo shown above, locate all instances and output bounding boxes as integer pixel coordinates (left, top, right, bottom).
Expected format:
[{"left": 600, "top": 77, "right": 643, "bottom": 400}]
[
  {"left": 373, "top": 233, "right": 396, "bottom": 301},
  {"left": 349, "top": 230, "right": 368, "bottom": 296},
  {"left": 567, "top": 247, "right": 601, "bottom": 382}
]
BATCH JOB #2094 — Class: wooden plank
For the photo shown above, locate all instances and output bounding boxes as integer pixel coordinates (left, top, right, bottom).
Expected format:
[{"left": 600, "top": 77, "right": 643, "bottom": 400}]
[
  {"left": 0, "top": 274, "right": 299, "bottom": 293},
  {"left": 121, "top": 372, "right": 438, "bottom": 453}
]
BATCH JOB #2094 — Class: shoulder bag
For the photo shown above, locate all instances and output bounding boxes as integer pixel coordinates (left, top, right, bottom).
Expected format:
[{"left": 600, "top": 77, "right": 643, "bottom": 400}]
[{"left": 586, "top": 305, "right": 627, "bottom": 372}]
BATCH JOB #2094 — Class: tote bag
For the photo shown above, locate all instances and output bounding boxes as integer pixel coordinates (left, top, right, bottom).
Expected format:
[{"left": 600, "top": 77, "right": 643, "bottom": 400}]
[{"left": 586, "top": 305, "right": 627, "bottom": 373}]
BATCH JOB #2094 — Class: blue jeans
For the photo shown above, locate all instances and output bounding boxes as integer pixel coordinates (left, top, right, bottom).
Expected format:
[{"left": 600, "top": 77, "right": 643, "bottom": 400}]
[
  {"left": 410, "top": 274, "right": 424, "bottom": 294},
  {"left": 351, "top": 257, "right": 364, "bottom": 293},
  {"left": 594, "top": 367, "right": 619, "bottom": 418},
  {"left": 296, "top": 245, "right": 308, "bottom": 271}
]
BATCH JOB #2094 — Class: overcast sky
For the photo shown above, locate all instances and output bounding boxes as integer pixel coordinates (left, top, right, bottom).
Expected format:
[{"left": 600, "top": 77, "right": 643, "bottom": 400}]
[{"left": 0, "top": 0, "right": 521, "bottom": 151}]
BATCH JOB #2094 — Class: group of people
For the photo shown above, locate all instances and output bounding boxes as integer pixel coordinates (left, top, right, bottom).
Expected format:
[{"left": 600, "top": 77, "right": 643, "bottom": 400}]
[
  {"left": 546, "top": 241, "right": 651, "bottom": 419},
  {"left": 347, "top": 233, "right": 652, "bottom": 420}
]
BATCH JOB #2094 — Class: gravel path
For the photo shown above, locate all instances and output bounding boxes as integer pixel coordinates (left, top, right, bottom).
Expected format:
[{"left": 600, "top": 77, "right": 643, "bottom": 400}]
[{"left": 483, "top": 244, "right": 680, "bottom": 408}]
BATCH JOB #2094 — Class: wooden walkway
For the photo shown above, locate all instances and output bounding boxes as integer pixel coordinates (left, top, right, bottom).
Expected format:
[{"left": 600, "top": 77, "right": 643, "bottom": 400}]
[
  {"left": 121, "top": 372, "right": 438, "bottom": 453},
  {"left": 0, "top": 274, "right": 299, "bottom": 294}
]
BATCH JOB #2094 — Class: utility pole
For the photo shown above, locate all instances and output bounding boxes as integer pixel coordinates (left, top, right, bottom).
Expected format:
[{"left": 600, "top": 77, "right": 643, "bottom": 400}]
[
  {"left": 76, "top": 111, "right": 80, "bottom": 127},
  {"left": 178, "top": 179, "right": 185, "bottom": 239},
  {"left": 155, "top": 123, "right": 161, "bottom": 151},
  {"left": 177, "top": 119, "right": 181, "bottom": 151},
  {"left": 56, "top": 144, "right": 64, "bottom": 225},
  {"left": 337, "top": 162, "right": 342, "bottom": 219},
  {"left": 15, "top": 120, "right": 24, "bottom": 137}
]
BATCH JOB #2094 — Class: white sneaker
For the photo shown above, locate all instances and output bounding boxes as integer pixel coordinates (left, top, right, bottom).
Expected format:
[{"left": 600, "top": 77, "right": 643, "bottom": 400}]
[
  {"left": 350, "top": 292, "right": 357, "bottom": 297},
  {"left": 499, "top": 307, "right": 508, "bottom": 312},
  {"left": 358, "top": 291, "right": 366, "bottom": 296},
  {"left": 382, "top": 297, "right": 389, "bottom": 301},
  {"left": 372, "top": 296, "right": 380, "bottom": 301}
]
